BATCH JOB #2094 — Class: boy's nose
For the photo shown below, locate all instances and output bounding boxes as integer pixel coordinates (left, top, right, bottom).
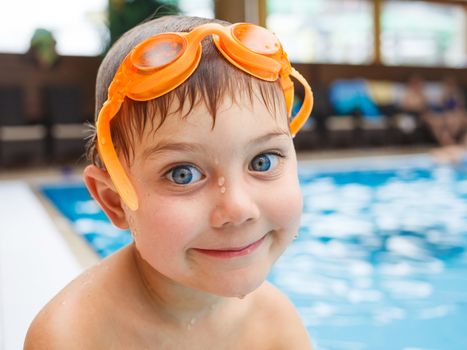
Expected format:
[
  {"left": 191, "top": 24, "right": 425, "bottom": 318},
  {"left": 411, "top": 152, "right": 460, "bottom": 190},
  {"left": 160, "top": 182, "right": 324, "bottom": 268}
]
[{"left": 209, "top": 180, "right": 260, "bottom": 228}]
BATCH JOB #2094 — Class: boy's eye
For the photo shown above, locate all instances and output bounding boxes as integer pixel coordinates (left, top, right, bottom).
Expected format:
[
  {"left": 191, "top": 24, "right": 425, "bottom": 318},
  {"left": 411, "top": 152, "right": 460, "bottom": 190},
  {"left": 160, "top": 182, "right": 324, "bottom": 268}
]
[
  {"left": 249, "top": 153, "right": 280, "bottom": 172},
  {"left": 166, "top": 165, "right": 203, "bottom": 185}
]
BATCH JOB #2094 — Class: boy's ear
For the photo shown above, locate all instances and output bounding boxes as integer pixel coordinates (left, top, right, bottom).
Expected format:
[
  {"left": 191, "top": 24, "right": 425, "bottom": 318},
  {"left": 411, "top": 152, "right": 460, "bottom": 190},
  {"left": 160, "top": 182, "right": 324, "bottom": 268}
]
[{"left": 83, "top": 165, "right": 129, "bottom": 229}]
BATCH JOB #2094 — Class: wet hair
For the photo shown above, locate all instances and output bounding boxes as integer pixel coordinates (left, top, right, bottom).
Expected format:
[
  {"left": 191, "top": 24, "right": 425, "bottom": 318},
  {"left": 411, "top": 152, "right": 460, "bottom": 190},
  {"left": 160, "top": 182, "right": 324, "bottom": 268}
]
[{"left": 86, "top": 15, "right": 286, "bottom": 166}]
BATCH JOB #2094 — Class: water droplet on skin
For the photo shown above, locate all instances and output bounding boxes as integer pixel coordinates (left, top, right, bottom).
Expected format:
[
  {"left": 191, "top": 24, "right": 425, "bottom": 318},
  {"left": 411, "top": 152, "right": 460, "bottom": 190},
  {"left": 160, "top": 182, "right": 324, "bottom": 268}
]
[
  {"left": 128, "top": 215, "right": 138, "bottom": 237},
  {"left": 218, "top": 177, "right": 225, "bottom": 186},
  {"left": 220, "top": 187, "right": 226, "bottom": 194},
  {"left": 187, "top": 318, "right": 196, "bottom": 330}
]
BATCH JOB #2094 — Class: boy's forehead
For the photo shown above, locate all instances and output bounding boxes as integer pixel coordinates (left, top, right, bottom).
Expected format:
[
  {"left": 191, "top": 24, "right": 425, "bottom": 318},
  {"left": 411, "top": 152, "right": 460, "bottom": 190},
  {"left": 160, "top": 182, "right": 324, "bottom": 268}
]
[
  {"left": 171, "top": 85, "right": 285, "bottom": 116},
  {"left": 138, "top": 94, "right": 289, "bottom": 154},
  {"left": 150, "top": 89, "right": 286, "bottom": 132}
]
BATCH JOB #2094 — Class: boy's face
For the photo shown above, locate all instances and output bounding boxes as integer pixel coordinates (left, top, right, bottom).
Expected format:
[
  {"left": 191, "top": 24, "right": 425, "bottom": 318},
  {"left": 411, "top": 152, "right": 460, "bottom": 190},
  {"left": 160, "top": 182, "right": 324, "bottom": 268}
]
[{"left": 124, "top": 92, "right": 303, "bottom": 297}]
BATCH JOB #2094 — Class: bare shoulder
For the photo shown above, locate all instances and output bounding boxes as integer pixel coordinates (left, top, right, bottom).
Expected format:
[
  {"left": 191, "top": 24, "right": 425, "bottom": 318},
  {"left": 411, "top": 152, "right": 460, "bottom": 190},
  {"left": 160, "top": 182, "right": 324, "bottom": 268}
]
[
  {"left": 24, "top": 248, "right": 134, "bottom": 349},
  {"left": 24, "top": 277, "right": 106, "bottom": 350},
  {"left": 248, "top": 282, "right": 313, "bottom": 349},
  {"left": 24, "top": 293, "right": 103, "bottom": 350}
]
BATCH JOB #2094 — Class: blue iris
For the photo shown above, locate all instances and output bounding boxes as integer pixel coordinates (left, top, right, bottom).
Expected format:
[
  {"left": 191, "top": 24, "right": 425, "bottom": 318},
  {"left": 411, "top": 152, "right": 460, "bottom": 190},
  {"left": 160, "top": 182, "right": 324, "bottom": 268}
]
[
  {"left": 167, "top": 165, "right": 202, "bottom": 185},
  {"left": 250, "top": 154, "right": 278, "bottom": 172}
]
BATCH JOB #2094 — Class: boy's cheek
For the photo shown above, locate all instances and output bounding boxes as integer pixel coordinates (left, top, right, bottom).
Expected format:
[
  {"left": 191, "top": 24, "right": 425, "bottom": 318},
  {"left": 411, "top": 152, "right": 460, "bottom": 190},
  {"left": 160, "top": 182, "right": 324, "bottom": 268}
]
[
  {"left": 267, "top": 177, "right": 303, "bottom": 231},
  {"left": 132, "top": 209, "right": 198, "bottom": 264},
  {"left": 135, "top": 197, "right": 206, "bottom": 240}
]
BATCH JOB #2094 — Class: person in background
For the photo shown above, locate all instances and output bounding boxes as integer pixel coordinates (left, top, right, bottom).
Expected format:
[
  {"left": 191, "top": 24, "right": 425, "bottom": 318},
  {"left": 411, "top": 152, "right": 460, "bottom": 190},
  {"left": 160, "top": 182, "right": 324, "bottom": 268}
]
[
  {"left": 396, "top": 75, "right": 429, "bottom": 138},
  {"left": 26, "top": 28, "right": 59, "bottom": 70},
  {"left": 400, "top": 75, "right": 428, "bottom": 121}
]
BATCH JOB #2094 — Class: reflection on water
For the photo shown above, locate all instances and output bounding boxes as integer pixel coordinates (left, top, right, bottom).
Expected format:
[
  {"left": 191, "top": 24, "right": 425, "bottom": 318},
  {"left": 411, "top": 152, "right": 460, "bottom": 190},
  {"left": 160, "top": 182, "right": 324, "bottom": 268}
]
[
  {"left": 41, "top": 184, "right": 133, "bottom": 257},
  {"left": 269, "top": 160, "right": 467, "bottom": 350}
]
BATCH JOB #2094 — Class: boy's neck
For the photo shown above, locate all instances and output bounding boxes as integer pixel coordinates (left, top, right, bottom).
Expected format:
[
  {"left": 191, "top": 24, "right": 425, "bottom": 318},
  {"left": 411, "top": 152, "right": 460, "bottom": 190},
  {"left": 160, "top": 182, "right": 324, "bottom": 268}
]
[{"left": 130, "top": 244, "right": 230, "bottom": 326}]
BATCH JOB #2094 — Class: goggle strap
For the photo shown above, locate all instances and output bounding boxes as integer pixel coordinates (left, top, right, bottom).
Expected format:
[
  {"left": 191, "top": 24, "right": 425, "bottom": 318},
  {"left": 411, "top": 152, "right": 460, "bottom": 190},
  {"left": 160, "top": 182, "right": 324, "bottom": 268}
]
[
  {"left": 97, "top": 101, "right": 139, "bottom": 211},
  {"left": 289, "top": 68, "right": 314, "bottom": 138},
  {"left": 280, "top": 75, "right": 294, "bottom": 117}
]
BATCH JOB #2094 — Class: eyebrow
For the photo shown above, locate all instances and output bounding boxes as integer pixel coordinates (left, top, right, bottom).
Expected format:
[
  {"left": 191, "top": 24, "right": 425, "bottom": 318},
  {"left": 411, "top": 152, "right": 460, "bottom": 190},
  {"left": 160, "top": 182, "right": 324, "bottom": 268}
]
[
  {"left": 142, "top": 141, "right": 205, "bottom": 160},
  {"left": 245, "top": 129, "right": 290, "bottom": 148},
  {"left": 142, "top": 129, "right": 290, "bottom": 160}
]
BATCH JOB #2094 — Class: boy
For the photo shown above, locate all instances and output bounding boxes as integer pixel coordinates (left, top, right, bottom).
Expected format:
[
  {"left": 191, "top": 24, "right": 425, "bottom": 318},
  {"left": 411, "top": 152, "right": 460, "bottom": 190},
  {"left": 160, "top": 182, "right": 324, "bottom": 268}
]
[{"left": 25, "top": 15, "right": 313, "bottom": 349}]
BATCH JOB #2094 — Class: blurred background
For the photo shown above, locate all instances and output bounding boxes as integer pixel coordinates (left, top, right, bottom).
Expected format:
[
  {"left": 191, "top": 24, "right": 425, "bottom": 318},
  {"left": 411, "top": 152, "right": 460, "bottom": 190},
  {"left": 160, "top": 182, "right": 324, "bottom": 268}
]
[{"left": 1, "top": 1, "right": 467, "bottom": 350}]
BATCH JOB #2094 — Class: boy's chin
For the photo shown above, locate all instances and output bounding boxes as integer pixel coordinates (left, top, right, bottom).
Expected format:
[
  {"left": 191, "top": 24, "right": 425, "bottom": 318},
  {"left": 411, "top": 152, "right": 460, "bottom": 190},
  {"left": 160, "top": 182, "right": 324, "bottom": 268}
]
[{"left": 197, "top": 271, "right": 268, "bottom": 298}]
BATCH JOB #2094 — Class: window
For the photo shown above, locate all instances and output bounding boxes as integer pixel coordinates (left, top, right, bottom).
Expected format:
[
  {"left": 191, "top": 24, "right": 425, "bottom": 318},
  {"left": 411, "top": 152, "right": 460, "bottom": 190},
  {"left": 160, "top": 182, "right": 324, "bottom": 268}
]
[
  {"left": 381, "top": 1, "right": 467, "bottom": 67},
  {"left": 179, "top": 0, "right": 214, "bottom": 18},
  {"left": 267, "top": 0, "right": 374, "bottom": 64},
  {"left": 0, "top": 0, "right": 214, "bottom": 57},
  {"left": 0, "top": 0, "right": 107, "bottom": 56}
]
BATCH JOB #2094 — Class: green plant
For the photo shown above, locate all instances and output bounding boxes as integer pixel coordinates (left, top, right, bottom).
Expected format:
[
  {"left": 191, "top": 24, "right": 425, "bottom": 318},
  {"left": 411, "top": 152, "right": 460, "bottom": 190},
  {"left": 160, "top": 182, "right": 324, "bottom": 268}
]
[{"left": 107, "top": 0, "right": 180, "bottom": 49}]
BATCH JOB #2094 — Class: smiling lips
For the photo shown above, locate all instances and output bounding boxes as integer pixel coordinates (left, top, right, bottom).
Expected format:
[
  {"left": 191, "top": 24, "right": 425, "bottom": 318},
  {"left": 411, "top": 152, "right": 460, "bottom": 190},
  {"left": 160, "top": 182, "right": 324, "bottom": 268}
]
[{"left": 193, "top": 235, "right": 267, "bottom": 258}]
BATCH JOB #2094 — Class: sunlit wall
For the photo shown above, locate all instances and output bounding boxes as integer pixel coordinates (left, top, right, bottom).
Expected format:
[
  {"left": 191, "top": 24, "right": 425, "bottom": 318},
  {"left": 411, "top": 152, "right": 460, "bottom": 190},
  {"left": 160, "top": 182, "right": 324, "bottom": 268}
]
[
  {"left": 381, "top": 1, "right": 466, "bottom": 67},
  {"left": 267, "top": 0, "right": 374, "bottom": 64},
  {"left": 0, "top": 0, "right": 108, "bottom": 56},
  {"left": 1, "top": 0, "right": 465, "bottom": 67},
  {"left": 267, "top": 0, "right": 466, "bottom": 67},
  {"left": 0, "top": 0, "right": 213, "bottom": 56}
]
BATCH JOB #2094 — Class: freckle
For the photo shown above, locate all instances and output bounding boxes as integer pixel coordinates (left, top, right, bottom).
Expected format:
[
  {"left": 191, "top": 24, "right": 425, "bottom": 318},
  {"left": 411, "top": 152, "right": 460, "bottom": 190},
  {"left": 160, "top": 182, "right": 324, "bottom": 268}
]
[
  {"left": 218, "top": 176, "right": 225, "bottom": 186},
  {"left": 220, "top": 187, "right": 226, "bottom": 194}
]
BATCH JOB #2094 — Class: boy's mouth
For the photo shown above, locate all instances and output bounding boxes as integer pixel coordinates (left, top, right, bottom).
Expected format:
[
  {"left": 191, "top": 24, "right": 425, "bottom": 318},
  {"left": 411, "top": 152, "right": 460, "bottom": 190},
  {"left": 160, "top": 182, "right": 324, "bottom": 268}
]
[{"left": 193, "top": 234, "right": 267, "bottom": 258}]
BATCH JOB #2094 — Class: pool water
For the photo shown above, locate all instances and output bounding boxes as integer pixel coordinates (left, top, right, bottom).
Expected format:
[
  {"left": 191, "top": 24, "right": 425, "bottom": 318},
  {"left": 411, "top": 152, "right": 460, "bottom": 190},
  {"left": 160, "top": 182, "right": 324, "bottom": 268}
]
[{"left": 41, "top": 156, "right": 467, "bottom": 350}]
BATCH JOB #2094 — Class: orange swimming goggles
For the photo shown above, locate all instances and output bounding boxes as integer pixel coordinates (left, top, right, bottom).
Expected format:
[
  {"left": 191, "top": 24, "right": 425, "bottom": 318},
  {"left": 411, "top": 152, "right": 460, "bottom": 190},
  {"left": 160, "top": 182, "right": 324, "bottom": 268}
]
[{"left": 97, "top": 22, "right": 313, "bottom": 211}]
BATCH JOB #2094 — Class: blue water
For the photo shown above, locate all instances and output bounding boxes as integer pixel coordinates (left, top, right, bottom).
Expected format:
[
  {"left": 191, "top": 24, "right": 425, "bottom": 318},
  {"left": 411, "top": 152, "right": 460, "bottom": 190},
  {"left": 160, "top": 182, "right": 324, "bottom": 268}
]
[{"left": 41, "top": 156, "right": 467, "bottom": 350}]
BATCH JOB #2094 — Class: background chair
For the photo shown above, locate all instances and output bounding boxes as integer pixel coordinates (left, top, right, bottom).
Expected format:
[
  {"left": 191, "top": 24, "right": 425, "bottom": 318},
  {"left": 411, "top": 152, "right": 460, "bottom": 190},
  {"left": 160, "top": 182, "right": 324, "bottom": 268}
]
[
  {"left": 293, "top": 85, "right": 332, "bottom": 151},
  {"left": 0, "top": 86, "right": 47, "bottom": 166},
  {"left": 42, "top": 85, "right": 90, "bottom": 163}
]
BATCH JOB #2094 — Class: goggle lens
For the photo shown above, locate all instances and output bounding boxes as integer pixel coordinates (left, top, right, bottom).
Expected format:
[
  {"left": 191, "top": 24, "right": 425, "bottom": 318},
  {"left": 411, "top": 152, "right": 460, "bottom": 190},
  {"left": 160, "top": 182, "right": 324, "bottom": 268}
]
[
  {"left": 131, "top": 34, "right": 185, "bottom": 70},
  {"left": 232, "top": 24, "right": 280, "bottom": 55}
]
